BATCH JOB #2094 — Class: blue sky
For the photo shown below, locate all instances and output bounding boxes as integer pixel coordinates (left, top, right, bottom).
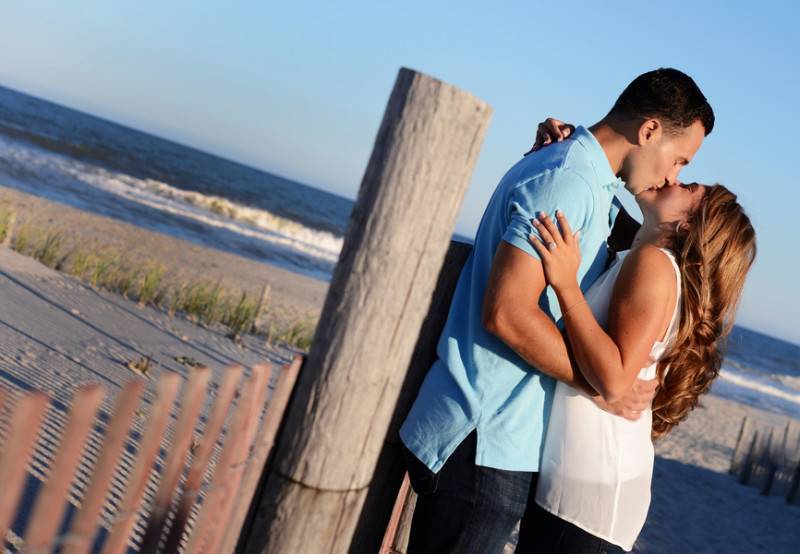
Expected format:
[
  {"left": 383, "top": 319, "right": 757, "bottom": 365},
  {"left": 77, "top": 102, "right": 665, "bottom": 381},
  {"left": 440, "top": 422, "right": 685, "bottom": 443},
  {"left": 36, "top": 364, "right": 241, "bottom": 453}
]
[{"left": 0, "top": 1, "right": 798, "bottom": 343}]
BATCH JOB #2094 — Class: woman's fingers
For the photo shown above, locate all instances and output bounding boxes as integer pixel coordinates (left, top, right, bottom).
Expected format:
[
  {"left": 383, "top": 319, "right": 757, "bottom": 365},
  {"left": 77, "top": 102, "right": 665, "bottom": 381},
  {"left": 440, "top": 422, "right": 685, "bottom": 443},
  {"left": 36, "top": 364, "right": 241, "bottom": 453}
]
[
  {"left": 532, "top": 216, "right": 556, "bottom": 247},
  {"left": 555, "top": 210, "right": 574, "bottom": 243},
  {"left": 529, "top": 234, "right": 549, "bottom": 258},
  {"left": 544, "top": 118, "right": 565, "bottom": 141},
  {"left": 531, "top": 122, "right": 552, "bottom": 153},
  {"left": 537, "top": 212, "right": 565, "bottom": 246}
]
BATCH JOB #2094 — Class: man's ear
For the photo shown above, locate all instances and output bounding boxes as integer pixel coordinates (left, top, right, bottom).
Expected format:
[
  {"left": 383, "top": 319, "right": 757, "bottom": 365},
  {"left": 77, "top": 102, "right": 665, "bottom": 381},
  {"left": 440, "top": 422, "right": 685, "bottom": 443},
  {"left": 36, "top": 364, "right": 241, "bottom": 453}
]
[{"left": 637, "top": 118, "right": 662, "bottom": 146}]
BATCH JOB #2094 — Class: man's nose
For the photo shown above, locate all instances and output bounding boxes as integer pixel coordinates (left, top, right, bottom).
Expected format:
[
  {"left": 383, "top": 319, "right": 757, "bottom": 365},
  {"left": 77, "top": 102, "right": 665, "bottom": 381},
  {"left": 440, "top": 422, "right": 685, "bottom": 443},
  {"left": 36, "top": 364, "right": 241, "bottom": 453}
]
[{"left": 664, "top": 176, "right": 681, "bottom": 187}]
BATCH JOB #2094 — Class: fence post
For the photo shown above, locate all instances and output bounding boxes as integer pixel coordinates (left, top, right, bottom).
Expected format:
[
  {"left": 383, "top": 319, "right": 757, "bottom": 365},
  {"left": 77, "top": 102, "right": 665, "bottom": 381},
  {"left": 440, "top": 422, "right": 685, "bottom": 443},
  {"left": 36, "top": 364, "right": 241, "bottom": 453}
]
[
  {"left": 351, "top": 240, "right": 472, "bottom": 553},
  {"left": 738, "top": 430, "right": 759, "bottom": 485},
  {"left": 730, "top": 416, "right": 750, "bottom": 475},
  {"left": 242, "top": 68, "right": 491, "bottom": 554},
  {"left": 787, "top": 460, "right": 800, "bottom": 504}
]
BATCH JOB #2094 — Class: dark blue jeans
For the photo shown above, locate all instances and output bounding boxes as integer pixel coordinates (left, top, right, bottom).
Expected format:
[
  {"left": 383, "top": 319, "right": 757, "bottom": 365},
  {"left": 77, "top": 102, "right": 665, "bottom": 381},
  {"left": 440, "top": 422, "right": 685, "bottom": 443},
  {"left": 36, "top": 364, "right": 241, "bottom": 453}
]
[
  {"left": 404, "top": 431, "right": 534, "bottom": 554},
  {"left": 404, "top": 431, "right": 626, "bottom": 554}
]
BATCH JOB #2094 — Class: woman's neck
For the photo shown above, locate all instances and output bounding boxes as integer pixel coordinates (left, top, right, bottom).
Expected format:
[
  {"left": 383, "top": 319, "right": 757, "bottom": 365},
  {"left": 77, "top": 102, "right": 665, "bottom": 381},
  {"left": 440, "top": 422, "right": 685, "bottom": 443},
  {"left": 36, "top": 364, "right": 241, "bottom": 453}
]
[{"left": 630, "top": 222, "right": 673, "bottom": 250}]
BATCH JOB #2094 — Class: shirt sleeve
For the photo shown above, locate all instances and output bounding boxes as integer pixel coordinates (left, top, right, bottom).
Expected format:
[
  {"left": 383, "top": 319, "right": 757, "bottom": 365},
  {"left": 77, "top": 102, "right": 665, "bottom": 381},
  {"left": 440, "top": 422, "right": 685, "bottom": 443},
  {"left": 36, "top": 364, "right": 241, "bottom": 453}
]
[{"left": 501, "top": 168, "right": 596, "bottom": 260}]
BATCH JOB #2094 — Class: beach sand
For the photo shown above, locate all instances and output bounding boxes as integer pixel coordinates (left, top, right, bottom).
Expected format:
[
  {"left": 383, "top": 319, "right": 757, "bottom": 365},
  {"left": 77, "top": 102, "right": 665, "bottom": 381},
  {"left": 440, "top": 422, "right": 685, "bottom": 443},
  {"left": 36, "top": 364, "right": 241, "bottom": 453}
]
[{"left": 638, "top": 393, "right": 800, "bottom": 553}]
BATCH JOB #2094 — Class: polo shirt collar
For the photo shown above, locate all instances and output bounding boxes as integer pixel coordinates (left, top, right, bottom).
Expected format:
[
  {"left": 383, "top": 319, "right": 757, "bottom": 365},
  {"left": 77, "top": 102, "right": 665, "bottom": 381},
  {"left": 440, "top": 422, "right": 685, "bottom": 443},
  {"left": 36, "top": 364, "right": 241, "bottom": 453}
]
[{"left": 572, "top": 126, "right": 624, "bottom": 193}]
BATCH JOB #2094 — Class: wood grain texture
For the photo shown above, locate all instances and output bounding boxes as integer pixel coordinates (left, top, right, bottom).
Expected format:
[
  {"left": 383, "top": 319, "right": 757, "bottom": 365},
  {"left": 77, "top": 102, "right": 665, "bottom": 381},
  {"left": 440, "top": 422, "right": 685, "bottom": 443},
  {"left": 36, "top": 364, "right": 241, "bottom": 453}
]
[
  {"left": 350, "top": 240, "right": 471, "bottom": 552},
  {"left": 244, "top": 67, "right": 490, "bottom": 554}
]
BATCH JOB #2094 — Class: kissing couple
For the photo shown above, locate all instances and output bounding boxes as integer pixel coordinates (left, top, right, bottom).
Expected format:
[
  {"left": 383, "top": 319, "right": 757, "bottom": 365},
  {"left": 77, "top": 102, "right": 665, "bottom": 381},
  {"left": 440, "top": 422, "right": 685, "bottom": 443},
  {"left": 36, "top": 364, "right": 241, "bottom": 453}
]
[{"left": 399, "top": 68, "right": 757, "bottom": 553}]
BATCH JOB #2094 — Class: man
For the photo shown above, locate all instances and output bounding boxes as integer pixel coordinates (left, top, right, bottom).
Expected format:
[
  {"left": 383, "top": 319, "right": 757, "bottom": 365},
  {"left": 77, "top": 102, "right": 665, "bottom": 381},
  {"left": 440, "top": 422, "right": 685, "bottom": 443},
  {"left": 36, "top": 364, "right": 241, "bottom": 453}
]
[{"left": 399, "top": 68, "right": 714, "bottom": 553}]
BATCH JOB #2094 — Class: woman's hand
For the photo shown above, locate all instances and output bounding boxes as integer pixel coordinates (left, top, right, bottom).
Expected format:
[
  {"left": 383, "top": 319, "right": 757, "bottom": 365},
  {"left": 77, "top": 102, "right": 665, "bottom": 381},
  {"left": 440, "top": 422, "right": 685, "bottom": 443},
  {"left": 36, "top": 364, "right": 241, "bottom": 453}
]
[
  {"left": 528, "top": 211, "right": 581, "bottom": 292},
  {"left": 525, "top": 118, "right": 576, "bottom": 155}
]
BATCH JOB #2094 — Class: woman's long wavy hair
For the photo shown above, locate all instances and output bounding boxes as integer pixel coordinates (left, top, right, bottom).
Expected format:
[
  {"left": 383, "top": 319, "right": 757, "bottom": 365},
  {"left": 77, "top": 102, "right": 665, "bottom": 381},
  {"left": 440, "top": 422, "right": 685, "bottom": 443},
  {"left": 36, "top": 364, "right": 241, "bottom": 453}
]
[{"left": 652, "top": 184, "right": 756, "bottom": 440}]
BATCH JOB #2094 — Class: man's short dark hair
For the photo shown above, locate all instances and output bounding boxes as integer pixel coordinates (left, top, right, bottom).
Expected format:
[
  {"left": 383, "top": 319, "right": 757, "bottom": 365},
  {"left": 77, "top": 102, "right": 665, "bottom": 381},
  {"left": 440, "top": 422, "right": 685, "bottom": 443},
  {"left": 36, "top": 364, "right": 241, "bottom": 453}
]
[{"left": 609, "top": 68, "right": 715, "bottom": 136}]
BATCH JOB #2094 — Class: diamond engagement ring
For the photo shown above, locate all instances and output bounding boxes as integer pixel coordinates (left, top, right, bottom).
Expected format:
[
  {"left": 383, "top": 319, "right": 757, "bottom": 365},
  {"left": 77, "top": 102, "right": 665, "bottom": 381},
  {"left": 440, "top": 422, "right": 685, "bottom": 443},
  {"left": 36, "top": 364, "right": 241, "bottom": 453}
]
[{"left": 548, "top": 242, "right": 557, "bottom": 251}]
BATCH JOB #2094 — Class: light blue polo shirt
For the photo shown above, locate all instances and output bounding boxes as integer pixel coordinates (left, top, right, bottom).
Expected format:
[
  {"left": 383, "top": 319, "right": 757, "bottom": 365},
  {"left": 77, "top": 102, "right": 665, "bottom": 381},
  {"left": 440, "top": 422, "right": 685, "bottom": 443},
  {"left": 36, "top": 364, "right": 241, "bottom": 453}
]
[{"left": 400, "top": 126, "right": 623, "bottom": 473}]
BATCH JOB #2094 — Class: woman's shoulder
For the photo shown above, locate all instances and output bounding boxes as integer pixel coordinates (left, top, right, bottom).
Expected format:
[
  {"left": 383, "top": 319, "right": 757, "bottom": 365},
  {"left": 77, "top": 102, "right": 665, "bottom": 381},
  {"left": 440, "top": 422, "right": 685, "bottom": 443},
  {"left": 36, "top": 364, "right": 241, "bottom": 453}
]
[{"left": 617, "top": 244, "right": 678, "bottom": 294}]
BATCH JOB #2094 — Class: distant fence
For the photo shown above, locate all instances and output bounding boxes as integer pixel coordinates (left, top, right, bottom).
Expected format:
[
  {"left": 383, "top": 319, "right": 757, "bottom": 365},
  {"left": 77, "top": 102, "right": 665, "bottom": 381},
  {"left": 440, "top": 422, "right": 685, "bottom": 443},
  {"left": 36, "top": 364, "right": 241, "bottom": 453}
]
[
  {"left": 0, "top": 355, "right": 302, "bottom": 553},
  {"left": 729, "top": 415, "right": 800, "bottom": 503}
]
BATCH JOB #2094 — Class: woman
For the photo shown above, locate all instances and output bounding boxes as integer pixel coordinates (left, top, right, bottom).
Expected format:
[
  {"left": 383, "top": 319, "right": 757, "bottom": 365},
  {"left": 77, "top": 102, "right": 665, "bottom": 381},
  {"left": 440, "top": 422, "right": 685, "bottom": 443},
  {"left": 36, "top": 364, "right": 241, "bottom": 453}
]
[{"left": 515, "top": 152, "right": 756, "bottom": 552}]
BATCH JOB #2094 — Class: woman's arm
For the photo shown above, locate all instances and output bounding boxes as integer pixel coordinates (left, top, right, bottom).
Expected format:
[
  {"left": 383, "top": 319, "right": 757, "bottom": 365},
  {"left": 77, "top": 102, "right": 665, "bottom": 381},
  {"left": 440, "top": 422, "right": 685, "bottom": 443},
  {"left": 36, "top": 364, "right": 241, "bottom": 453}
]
[{"left": 530, "top": 212, "right": 675, "bottom": 402}]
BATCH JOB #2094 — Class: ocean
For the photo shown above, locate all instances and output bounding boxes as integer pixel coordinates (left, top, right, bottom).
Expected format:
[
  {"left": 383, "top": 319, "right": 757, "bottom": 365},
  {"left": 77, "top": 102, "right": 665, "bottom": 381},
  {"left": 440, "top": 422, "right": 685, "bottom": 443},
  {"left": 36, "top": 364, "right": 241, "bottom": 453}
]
[{"left": 0, "top": 85, "right": 796, "bottom": 419}]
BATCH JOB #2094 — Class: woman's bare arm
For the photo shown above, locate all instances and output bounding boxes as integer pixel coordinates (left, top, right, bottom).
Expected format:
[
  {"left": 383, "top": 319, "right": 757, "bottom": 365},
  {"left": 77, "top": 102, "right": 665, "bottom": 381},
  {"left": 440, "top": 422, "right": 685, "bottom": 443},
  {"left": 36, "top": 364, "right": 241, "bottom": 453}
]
[{"left": 530, "top": 212, "right": 676, "bottom": 402}]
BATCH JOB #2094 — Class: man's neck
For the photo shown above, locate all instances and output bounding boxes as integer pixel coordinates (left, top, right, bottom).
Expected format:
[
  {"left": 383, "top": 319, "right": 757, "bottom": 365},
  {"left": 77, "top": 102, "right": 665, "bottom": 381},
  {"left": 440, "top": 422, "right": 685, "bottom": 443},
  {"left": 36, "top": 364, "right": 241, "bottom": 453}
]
[{"left": 587, "top": 121, "right": 629, "bottom": 177}]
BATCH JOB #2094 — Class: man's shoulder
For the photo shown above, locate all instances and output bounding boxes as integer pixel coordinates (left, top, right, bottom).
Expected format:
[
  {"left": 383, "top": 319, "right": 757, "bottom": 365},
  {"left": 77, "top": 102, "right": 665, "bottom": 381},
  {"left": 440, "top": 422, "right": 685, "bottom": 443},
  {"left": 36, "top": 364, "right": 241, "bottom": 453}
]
[{"left": 501, "top": 138, "right": 598, "bottom": 192}]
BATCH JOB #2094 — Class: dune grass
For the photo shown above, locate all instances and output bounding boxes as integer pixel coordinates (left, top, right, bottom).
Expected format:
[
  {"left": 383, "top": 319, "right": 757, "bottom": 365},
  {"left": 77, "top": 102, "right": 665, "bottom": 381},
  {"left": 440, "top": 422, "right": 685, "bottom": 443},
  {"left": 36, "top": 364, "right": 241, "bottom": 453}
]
[{"left": 2, "top": 210, "right": 317, "bottom": 350}]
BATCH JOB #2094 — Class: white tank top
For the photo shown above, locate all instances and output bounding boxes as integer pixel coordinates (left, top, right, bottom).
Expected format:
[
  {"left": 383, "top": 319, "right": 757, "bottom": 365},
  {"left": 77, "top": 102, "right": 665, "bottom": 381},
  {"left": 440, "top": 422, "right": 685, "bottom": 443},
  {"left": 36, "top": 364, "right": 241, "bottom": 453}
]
[{"left": 535, "top": 248, "right": 682, "bottom": 551}]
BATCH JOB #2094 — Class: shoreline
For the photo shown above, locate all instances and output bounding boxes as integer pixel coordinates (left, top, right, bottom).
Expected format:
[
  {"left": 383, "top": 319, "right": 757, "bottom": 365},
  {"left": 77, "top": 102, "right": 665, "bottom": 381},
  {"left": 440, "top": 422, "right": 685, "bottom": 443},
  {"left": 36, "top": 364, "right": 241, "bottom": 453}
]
[{"left": 0, "top": 184, "right": 329, "bottom": 324}]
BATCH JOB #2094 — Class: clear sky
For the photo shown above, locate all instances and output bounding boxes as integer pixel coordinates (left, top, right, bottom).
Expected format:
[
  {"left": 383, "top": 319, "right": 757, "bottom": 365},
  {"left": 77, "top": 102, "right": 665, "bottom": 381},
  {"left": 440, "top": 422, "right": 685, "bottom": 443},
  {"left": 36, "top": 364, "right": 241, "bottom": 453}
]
[{"left": 0, "top": 1, "right": 798, "bottom": 344}]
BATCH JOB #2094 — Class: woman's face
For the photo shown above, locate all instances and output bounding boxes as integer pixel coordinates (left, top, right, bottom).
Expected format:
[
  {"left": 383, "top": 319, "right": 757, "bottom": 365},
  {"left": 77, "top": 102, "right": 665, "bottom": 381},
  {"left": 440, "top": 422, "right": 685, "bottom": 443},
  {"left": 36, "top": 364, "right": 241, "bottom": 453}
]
[{"left": 636, "top": 182, "right": 707, "bottom": 227}]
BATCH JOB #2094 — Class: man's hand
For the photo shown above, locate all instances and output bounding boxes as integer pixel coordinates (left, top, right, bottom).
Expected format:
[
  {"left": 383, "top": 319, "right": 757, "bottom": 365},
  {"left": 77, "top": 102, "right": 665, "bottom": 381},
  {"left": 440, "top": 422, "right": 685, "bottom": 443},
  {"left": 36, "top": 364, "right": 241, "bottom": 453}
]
[
  {"left": 592, "top": 378, "right": 658, "bottom": 421},
  {"left": 525, "top": 118, "right": 576, "bottom": 155}
]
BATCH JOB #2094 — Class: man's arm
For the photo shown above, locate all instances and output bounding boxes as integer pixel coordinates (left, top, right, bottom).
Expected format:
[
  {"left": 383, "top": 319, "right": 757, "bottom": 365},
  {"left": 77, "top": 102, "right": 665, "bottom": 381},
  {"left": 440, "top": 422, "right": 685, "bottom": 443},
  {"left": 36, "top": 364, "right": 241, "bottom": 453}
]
[
  {"left": 482, "top": 241, "right": 657, "bottom": 418},
  {"left": 482, "top": 241, "right": 594, "bottom": 393}
]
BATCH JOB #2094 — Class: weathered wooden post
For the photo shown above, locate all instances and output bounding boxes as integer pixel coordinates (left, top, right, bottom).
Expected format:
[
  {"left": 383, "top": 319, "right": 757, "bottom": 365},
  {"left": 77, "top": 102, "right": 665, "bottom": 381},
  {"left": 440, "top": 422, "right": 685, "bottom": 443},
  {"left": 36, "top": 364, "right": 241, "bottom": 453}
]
[
  {"left": 738, "top": 430, "right": 759, "bottom": 485},
  {"left": 729, "top": 416, "right": 751, "bottom": 475},
  {"left": 242, "top": 68, "right": 491, "bottom": 553},
  {"left": 352, "top": 240, "right": 472, "bottom": 553},
  {"left": 787, "top": 459, "right": 800, "bottom": 504}
]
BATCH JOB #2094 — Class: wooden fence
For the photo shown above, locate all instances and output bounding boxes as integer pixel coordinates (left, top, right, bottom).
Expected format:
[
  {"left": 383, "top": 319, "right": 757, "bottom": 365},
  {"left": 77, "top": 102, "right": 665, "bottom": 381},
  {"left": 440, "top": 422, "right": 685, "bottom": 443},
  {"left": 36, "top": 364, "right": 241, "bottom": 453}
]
[
  {"left": 0, "top": 355, "right": 302, "bottom": 553},
  {"left": 729, "top": 415, "right": 800, "bottom": 503}
]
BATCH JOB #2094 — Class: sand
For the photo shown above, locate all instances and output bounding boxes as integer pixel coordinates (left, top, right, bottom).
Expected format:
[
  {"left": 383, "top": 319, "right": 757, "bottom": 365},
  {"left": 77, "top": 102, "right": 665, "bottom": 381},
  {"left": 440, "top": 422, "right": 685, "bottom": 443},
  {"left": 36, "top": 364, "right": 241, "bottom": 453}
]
[{"left": 638, "top": 394, "right": 800, "bottom": 553}]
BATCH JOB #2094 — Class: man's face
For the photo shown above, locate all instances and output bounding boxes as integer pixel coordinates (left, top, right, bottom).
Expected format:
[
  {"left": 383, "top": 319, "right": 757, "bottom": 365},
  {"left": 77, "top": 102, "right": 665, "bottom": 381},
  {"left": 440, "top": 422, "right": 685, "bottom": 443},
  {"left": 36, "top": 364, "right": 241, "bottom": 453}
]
[{"left": 621, "top": 119, "right": 706, "bottom": 196}]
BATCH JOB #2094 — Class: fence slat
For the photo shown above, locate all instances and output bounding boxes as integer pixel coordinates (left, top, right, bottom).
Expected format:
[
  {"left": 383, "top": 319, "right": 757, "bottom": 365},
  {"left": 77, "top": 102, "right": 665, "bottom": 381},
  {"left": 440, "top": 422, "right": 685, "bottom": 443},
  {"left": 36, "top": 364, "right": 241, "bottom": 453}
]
[
  {"left": 102, "top": 373, "right": 181, "bottom": 554},
  {"left": 0, "top": 391, "right": 49, "bottom": 542},
  {"left": 184, "top": 365, "right": 268, "bottom": 554},
  {"left": 24, "top": 385, "right": 105, "bottom": 553},
  {"left": 201, "top": 365, "right": 269, "bottom": 554},
  {"left": 738, "top": 430, "right": 759, "bottom": 485},
  {"left": 729, "top": 416, "right": 750, "bottom": 474},
  {"left": 63, "top": 379, "right": 146, "bottom": 554},
  {"left": 221, "top": 355, "right": 303, "bottom": 553},
  {"left": 139, "top": 367, "right": 211, "bottom": 553},
  {"left": 787, "top": 460, "right": 800, "bottom": 504},
  {"left": 163, "top": 365, "right": 244, "bottom": 553},
  {"left": 379, "top": 472, "right": 411, "bottom": 554}
]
